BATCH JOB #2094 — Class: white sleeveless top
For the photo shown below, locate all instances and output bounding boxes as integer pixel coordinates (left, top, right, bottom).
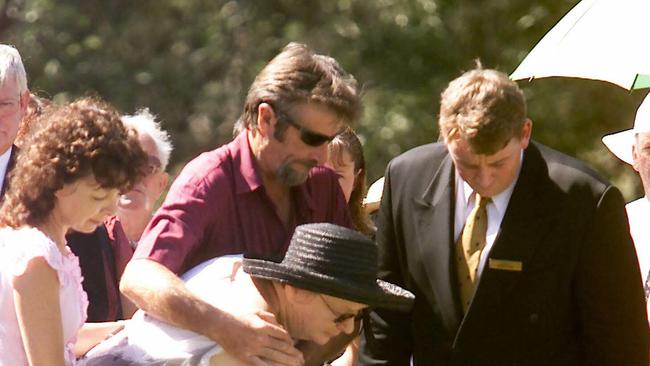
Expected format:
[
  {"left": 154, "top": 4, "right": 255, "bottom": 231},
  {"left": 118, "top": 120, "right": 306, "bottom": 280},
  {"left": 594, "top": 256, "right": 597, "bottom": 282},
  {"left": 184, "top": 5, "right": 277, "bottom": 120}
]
[{"left": 0, "top": 227, "right": 88, "bottom": 366}]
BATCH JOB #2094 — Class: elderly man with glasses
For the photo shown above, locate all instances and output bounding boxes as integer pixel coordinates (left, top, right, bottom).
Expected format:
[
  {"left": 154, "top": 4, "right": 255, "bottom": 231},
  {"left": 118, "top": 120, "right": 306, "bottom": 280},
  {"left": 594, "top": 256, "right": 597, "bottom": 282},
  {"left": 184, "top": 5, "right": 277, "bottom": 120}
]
[
  {"left": 0, "top": 44, "right": 29, "bottom": 199},
  {"left": 121, "top": 42, "right": 360, "bottom": 366},
  {"left": 116, "top": 109, "right": 172, "bottom": 249}
]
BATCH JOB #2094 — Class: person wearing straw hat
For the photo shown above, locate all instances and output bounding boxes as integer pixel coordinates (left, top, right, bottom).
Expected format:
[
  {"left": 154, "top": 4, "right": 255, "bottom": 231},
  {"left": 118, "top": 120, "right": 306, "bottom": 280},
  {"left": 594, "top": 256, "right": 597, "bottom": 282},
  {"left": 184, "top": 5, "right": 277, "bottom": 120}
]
[
  {"left": 79, "top": 223, "right": 414, "bottom": 365},
  {"left": 359, "top": 66, "right": 648, "bottom": 366},
  {"left": 602, "top": 94, "right": 650, "bottom": 314}
]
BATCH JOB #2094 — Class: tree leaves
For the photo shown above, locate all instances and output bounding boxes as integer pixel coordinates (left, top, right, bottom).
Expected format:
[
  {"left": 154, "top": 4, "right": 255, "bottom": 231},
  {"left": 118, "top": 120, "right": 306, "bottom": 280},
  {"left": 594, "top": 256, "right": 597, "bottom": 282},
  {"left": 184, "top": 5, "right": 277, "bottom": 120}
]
[{"left": 1, "top": 0, "right": 643, "bottom": 198}]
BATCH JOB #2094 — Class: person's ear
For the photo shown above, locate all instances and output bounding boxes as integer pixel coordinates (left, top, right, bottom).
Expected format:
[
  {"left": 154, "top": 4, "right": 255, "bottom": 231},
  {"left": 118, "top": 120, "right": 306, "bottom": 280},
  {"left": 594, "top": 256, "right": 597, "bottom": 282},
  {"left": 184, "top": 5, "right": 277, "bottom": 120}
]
[
  {"left": 519, "top": 118, "right": 533, "bottom": 149},
  {"left": 155, "top": 172, "right": 169, "bottom": 196},
  {"left": 256, "top": 103, "right": 276, "bottom": 138},
  {"left": 632, "top": 140, "right": 641, "bottom": 172}
]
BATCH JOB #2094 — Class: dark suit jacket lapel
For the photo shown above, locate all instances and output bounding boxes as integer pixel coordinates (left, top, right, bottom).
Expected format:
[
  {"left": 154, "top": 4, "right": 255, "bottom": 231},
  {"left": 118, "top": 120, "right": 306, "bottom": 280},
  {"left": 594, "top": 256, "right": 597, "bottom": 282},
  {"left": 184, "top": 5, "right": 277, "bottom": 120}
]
[
  {"left": 413, "top": 153, "right": 463, "bottom": 335},
  {"left": 454, "top": 143, "right": 560, "bottom": 345},
  {"left": 0, "top": 145, "right": 18, "bottom": 199}
]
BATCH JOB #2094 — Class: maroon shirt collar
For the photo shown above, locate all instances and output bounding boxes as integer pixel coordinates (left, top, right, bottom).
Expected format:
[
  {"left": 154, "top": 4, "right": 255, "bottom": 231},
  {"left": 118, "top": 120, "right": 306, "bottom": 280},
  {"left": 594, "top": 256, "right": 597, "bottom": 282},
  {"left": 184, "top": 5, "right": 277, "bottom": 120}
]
[
  {"left": 295, "top": 179, "right": 317, "bottom": 212},
  {"left": 231, "top": 131, "right": 263, "bottom": 194}
]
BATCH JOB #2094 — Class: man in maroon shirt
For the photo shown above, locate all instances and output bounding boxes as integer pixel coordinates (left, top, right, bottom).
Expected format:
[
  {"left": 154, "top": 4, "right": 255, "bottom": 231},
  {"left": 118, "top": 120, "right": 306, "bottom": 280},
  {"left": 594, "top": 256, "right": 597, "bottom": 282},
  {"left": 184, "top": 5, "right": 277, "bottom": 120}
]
[{"left": 121, "top": 42, "right": 361, "bottom": 366}]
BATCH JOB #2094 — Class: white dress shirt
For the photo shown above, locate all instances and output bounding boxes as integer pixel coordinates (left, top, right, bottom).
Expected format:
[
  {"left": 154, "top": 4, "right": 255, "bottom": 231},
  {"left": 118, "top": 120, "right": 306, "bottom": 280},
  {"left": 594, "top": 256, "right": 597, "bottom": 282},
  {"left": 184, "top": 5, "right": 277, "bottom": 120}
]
[
  {"left": 453, "top": 152, "right": 523, "bottom": 280},
  {"left": 0, "top": 146, "right": 13, "bottom": 194}
]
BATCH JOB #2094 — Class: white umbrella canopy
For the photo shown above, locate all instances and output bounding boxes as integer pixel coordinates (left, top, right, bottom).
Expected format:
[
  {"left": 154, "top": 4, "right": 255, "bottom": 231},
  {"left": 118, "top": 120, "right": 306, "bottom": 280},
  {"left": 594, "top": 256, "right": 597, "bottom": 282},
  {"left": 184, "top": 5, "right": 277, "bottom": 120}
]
[{"left": 511, "top": 0, "right": 650, "bottom": 90}]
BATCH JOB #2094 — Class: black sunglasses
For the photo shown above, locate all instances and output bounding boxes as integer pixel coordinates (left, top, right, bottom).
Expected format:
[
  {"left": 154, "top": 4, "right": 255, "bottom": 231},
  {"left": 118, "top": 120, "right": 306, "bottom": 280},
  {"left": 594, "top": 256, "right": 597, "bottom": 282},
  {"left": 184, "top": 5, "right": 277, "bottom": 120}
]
[{"left": 275, "top": 110, "right": 337, "bottom": 147}]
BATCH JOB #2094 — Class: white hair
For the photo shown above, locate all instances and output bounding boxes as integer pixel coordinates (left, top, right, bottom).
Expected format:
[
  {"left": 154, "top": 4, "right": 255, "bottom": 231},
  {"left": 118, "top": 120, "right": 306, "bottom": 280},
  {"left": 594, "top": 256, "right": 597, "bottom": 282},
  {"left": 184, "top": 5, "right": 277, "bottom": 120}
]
[
  {"left": 0, "top": 44, "right": 27, "bottom": 93},
  {"left": 121, "top": 108, "right": 173, "bottom": 170}
]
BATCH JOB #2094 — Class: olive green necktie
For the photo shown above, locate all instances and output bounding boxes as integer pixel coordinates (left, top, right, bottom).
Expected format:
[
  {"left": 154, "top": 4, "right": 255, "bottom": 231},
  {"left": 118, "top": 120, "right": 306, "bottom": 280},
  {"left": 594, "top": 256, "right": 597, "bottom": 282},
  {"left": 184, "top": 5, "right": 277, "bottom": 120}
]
[{"left": 456, "top": 193, "right": 490, "bottom": 313}]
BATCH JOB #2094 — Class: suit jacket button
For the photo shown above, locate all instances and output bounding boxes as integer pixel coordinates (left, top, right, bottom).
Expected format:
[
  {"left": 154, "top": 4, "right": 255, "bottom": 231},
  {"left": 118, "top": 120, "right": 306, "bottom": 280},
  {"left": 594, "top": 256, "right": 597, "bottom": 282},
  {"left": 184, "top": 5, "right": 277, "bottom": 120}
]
[{"left": 529, "top": 313, "right": 539, "bottom": 323}]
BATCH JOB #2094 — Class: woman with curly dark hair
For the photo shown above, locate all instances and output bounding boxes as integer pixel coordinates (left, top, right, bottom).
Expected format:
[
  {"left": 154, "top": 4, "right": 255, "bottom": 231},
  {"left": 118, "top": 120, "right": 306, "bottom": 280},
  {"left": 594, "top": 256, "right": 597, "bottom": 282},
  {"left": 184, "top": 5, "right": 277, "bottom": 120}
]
[{"left": 0, "top": 97, "right": 147, "bottom": 366}]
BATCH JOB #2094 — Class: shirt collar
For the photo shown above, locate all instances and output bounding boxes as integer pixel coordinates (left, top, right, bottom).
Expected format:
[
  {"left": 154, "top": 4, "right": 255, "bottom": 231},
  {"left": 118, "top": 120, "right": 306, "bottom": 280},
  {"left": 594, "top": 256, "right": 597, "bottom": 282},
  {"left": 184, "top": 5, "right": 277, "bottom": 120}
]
[
  {"left": 460, "top": 150, "right": 524, "bottom": 216},
  {"left": 294, "top": 170, "right": 319, "bottom": 212},
  {"left": 231, "top": 130, "right": 263, "bottom": 194}
]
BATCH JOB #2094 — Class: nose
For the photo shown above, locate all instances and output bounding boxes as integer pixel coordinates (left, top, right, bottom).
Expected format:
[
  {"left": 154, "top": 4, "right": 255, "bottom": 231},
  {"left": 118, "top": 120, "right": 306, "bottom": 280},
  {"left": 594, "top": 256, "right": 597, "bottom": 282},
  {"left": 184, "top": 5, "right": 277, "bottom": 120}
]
[
  {"left": 336, "top": 317, "right": 356, "bottom": 335},
  {"left": 475, "top": 167, "right": 493, "bottom": 190},
  {"left": 100, "top": 195, "right": 120, "bottom": 217}
]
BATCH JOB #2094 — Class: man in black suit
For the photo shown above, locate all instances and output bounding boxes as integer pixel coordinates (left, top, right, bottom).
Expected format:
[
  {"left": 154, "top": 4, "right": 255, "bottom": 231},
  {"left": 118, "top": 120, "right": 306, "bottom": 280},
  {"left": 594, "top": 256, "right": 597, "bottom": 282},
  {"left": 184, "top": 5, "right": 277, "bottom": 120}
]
[
  {"left": 0, "top": 44, "right": 29, "bottom": 199},
  {"left": 359, "top": 67, "right": 649, "bottom": 366}
]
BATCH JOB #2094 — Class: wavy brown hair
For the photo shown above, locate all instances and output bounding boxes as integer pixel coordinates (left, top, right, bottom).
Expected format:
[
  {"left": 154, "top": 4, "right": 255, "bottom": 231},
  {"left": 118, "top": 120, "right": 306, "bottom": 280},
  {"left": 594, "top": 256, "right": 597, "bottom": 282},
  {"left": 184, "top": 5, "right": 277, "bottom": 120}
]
[
  {"left": 0, "top": 97, "right": 148, "bottom": 228},
  {"left": 242, "top": 42, "right": 361, "bottom": 132},
  {"left": 328, "top": 128, "right": 373, "bottom": 236},
  {"left": 438, "top": 65, "right": 527, "bottom": 155}
]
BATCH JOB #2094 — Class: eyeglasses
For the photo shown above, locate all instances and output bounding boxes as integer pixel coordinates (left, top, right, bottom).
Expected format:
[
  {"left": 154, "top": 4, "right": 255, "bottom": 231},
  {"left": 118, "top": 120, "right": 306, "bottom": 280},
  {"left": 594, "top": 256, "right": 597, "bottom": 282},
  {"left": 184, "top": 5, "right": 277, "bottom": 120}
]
[
  {"left": 0, "top": 98, "right": 20, "bottom": 118},
  {"left": 275, "top": 110, "right": 338, "bottom": 147},
  {"left": 319, "top": 294, "right": 363, "bottom": 325}
]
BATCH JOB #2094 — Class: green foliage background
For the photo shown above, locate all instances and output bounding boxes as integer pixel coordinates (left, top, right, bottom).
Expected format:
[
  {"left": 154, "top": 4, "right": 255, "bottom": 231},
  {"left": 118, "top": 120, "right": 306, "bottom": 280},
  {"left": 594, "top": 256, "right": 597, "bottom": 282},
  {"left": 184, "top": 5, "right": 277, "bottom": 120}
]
[{"left": 1, "top": 0, "right": 646, "bottom": 199}]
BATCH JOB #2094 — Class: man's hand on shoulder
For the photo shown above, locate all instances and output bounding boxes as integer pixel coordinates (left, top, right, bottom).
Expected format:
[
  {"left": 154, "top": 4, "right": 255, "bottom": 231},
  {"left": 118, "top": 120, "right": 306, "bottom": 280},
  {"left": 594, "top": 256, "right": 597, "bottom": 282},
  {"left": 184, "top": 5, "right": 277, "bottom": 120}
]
[{"left": 214, "top": 310, "right": 304, "bottom": 366}]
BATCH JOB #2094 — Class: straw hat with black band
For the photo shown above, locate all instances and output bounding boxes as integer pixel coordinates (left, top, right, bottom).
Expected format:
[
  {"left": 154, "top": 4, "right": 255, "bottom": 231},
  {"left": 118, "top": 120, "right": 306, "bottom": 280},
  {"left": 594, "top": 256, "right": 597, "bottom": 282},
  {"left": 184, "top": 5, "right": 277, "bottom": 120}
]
[{"left": 242, "top": 222, "right": 414, "bottom": 312}]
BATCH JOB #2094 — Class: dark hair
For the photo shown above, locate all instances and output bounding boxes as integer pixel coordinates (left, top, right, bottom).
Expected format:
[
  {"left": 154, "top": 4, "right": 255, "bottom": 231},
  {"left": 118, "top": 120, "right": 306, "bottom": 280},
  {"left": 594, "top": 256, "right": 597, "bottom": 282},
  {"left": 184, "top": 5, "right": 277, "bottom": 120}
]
[
  {"left": 0, "top": 97, "right": 148, "bottom": 227},
  {"left": 438, "top": 64, "right": 527, "bottom": 155},
  {"left": 241, "top": 42, "right": 361, "bottom": 132},
  {"left": 328, "top": 128, "right": 373, "bottom": 236}
]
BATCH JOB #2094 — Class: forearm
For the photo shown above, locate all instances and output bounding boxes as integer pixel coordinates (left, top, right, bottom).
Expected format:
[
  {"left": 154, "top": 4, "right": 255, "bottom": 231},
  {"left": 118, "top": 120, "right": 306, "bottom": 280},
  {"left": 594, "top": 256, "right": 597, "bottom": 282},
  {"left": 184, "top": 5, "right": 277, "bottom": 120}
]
[
  {"left": 119, "top": 258, "right": 233, "bottom": 343},
  {"left": 120, "top": 258, "right": 303, "bottom": 365},
  {"left": 74, "top": 321, "right": 125, "bottom": 357}
]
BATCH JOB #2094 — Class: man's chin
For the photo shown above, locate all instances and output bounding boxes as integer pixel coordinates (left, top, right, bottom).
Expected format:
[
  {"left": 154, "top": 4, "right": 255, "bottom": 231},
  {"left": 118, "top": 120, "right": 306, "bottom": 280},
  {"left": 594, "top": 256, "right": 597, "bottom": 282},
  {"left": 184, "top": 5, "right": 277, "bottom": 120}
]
[
  {"left": 72, "top": 221, "right": 102, "bottom": 234},
  {"left": 277, "top": 168, "right": 310, "bottom": 186},
  {"left": 308, "top": 335, "right": 331, "bottom": 346}
]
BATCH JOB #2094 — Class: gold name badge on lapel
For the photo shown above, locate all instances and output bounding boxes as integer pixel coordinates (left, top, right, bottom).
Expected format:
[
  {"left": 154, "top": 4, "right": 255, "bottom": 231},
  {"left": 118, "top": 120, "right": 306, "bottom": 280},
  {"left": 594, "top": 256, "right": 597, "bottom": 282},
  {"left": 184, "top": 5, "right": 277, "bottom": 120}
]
[{"left": 489, "top": 258, "right": 523, "bottom": 272}]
